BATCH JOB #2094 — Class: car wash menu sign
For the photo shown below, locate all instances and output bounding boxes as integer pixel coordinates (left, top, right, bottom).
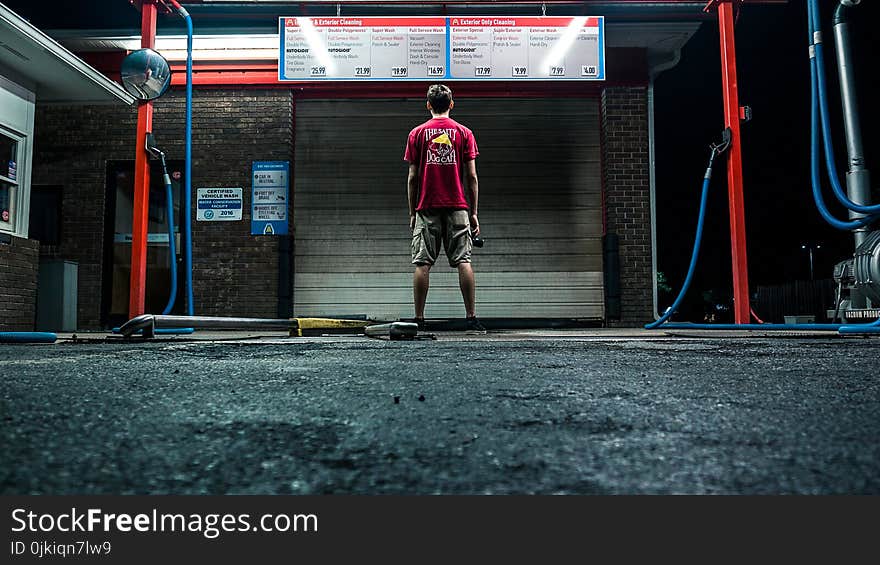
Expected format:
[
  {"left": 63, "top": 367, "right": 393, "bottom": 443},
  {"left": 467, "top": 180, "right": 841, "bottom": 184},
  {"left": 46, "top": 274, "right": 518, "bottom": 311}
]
[
  {"left": 281, "top": 17, "right": 446, "bottom": 80},
  {"left": 251, "top": 161, "right": 289, "bottom": 236},
  {"left": 279, "top": 16, "right": 604, "bottom": 81}
]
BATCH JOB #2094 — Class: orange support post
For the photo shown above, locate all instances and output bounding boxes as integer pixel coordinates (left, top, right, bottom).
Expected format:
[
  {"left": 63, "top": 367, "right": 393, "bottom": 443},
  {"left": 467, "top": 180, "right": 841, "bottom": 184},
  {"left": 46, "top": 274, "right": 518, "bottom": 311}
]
[
  {"left": 714, "top": 0, "right": 751, "bottom": 324},
  {"left": 128, "top": 1, "right": 158, "bottom": 319}
]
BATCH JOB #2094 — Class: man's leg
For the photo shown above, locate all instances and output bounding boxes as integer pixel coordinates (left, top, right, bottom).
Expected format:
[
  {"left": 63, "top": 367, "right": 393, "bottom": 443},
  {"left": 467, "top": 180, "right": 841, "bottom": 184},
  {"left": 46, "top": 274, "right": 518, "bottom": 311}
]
[
  {"left": 443, "top": 210, "right": 476, "bottom": 319},
  {"left": 457, "top": 262, "right": 475, "bottom": 318},
  {"left": 413, "top": 264, "right": 431, "bottom": 319},
  {"left": 411, "top": 211, "right": 439, "bottom": 322}
]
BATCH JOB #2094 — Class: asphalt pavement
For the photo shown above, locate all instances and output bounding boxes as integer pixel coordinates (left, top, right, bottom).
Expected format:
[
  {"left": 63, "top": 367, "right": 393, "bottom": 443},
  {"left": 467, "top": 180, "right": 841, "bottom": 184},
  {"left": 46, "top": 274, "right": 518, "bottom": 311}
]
[{"left": 2, "top": 330, "right": 878, "bottom": 494}]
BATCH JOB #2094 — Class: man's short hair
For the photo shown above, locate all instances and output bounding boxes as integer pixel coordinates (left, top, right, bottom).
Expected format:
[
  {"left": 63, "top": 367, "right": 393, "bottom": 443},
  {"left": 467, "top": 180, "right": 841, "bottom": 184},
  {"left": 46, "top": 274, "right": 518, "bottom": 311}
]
[{"left": 427, "top": 84, "right": 453, "bottom": 113}]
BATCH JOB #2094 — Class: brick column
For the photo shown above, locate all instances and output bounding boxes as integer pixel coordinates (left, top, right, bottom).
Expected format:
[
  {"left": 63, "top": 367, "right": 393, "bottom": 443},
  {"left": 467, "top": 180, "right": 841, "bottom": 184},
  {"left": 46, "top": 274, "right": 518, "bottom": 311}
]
[
  {"left": 0, "top": 236, "right": 39, "bottom": 331},
  {"left": 601, "top": 87, "right": 652, "bottom": 326}
]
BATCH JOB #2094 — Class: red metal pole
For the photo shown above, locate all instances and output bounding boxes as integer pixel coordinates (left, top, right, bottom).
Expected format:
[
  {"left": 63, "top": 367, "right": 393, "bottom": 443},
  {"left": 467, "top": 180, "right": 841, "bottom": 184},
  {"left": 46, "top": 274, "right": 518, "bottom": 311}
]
[
  {"left": 129, "top": 0, "right": 157, "bottom": 319},
  {"left": 717, "top": 0, "right": 750, "bottom": 324}
]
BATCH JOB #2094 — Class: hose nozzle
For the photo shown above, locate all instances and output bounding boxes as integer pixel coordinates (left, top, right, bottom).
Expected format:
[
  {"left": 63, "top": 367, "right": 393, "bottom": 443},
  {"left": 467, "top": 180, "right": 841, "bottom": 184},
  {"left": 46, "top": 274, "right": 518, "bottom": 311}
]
[
  {"left": 145, "top": 132, "right": 171, "bottom": 185},
  {"left": 705, "top": 128, "right": 733, "bottom": 176},
  {"left": 708, "top": 127, "right": 733, "bottom": 166},
  {"left": 711, "top": 128, "right": 732, "bottom": 157},
  {"left": 145, "top": 132, "right": 164, "bottom": 159}
]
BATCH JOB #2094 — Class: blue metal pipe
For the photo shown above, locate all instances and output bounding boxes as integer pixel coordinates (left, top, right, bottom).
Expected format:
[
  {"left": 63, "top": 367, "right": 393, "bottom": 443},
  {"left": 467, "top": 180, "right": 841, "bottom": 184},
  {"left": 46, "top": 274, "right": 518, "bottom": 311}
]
[{"left": 182, "top": 12, "right": 194, "bottom": 317}]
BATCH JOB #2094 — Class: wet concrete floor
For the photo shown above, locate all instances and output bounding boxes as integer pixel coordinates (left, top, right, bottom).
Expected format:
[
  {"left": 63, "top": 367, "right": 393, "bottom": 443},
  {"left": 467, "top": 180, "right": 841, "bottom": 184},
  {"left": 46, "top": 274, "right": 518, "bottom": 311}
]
[{"left": 2, "top": 330, "right": 878, "bottom": 494}]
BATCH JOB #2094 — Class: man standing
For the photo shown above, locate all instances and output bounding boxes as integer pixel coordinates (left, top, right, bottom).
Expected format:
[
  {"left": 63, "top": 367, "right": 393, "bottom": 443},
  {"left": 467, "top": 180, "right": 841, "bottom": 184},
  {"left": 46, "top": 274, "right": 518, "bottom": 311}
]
[{"left": 404, "top": 84, "right": 485, "bottom": 332}]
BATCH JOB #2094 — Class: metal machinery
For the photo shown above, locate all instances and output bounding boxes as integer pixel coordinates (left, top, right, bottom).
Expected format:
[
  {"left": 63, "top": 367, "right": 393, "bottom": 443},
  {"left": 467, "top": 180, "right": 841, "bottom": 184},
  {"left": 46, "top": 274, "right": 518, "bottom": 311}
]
[
  {"left": 832, "top": 232, "right": 880, "bottom": 322},
  {"left": 820, "top": 0, "right": 879, "bottom": 322}
]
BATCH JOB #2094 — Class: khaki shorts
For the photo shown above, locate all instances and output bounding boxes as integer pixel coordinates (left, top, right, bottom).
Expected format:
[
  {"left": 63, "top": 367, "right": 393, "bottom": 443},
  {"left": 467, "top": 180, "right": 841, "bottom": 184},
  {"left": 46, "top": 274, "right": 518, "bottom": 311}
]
[{"left": 411, "top": 209, "right": 472, "bottom": 267}]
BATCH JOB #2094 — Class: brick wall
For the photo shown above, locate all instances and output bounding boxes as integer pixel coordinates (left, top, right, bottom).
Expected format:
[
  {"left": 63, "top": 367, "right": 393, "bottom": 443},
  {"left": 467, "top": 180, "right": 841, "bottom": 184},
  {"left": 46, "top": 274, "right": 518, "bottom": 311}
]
[
  {"left": 0, "top": 236, "right": 39, "bottom": 331},
  {"left": 601, "top": 87, "right": 653, "bottom": 326},
  {"left": 33, "top": 89, "right": 293, "bottom": 329},
  {"left": 33, "top": 103, "right": 137, "bottom": 329},
  {"left": 182, "top": 90, "right": 293, "bottom": 318}
]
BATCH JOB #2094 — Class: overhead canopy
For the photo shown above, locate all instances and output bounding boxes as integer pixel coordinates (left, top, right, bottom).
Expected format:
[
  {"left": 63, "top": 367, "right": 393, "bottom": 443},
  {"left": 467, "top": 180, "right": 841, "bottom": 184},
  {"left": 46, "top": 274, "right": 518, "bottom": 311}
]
[
  {"left": 56, "top": 21, "right": 700, "bottom": 64},
  {"left": 0, "top": 3, "right": 135, "bottom": 104}
]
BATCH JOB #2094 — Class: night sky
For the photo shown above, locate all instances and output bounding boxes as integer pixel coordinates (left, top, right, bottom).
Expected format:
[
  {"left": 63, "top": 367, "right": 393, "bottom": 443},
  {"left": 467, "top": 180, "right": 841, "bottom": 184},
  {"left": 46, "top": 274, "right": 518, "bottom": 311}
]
[{"left": 654, "top": 0, "right": 880, "bottom": 316}]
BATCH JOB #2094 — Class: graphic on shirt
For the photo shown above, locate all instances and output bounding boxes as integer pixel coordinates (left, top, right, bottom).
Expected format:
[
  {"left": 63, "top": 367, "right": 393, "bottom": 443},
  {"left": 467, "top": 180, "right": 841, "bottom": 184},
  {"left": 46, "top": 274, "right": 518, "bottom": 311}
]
[{"left": 426, "top": 130, "right": 457, "bottom": 165}]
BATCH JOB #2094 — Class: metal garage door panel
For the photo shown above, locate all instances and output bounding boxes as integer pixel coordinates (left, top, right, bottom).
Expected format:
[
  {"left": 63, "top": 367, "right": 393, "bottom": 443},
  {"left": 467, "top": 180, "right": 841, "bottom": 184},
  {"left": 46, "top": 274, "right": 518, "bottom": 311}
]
[
  {"left": 293, "top": 98, "right": 603, "bottom": 321},
  {"left": 294, "top": 272, "right": 605, "bottom": 321}
]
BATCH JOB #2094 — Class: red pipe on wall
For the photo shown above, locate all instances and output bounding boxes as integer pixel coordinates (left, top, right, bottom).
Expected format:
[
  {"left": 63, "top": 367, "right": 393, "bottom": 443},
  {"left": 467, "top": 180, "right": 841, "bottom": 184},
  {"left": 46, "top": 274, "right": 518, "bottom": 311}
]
[{"left": 129, "top": 0, "right": 158, "bottom": 319}]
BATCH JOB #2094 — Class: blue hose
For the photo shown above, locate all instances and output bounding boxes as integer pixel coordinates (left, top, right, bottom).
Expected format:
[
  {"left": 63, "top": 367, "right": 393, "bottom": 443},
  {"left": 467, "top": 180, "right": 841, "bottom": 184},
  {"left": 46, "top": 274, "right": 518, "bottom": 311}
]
[
  {"left": 646, "top": 150, "right": 868, "bottom": 332},
  {"left": 643, "top": 153, "right": 842, "bottom": 332},
  {"left": 644, "top": 133, "right": 867, "bottom": 333},
  {"left": 0, "top": 332, "right": 57, "bottom": 344},
  {"left": 645, "top": 172, "right": 712, "bottom": 329},
  {"left": 808, "top": 52, "right": 872, "bottom": 230},
  {"left": 839, "top": 319, "right": 880, "bottom": 334},
  {"left": 162, "top": 177, "right": 177, "bottom": 315},
  {"left": 657, "top": 323, "right": 845, "bottom": 331},
  {"left": 808, "top": 0, "right": 880, "bottom": 217},
  {"left": 645, "top": 159, "right": 846, "bottom": 331}
]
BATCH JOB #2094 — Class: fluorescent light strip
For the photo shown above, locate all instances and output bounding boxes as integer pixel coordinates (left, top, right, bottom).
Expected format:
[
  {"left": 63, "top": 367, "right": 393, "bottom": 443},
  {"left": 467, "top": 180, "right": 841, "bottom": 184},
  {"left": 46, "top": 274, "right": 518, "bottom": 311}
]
[{"left": 60, "top": 34, "right": 281, "bottom": 62}]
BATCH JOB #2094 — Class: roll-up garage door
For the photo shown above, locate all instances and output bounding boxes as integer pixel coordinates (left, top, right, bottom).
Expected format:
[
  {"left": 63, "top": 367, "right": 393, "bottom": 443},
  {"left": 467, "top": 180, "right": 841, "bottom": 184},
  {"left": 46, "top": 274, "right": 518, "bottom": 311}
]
[{"left": 293, "top": 98, "right": 604, "bottom": 321}]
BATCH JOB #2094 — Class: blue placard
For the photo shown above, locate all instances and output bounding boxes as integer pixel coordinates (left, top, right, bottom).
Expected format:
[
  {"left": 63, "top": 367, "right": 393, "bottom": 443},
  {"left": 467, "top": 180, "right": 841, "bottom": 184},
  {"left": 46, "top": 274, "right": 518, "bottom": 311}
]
[{"left": 251, "top": 161, "right": 290, "bottom": 236}]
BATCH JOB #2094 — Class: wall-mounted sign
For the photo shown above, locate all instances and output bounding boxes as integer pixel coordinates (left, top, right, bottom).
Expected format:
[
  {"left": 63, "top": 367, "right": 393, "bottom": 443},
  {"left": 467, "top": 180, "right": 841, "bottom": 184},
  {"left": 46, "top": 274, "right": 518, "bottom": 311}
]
[
  {"left": 279, "top": 16, "right": 604, "bottom": 81},
  {"left": 197, "top": 188, "right": 242, "bottom": 221},
  {"left": 251, "top": 161, "right": 289, "bottom": 235}
]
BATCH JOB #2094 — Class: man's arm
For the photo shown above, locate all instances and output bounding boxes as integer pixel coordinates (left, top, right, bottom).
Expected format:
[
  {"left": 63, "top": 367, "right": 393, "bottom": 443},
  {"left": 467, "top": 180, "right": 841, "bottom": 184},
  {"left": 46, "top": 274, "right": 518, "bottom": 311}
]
[
  {"left": 465, "top": 159, "right": 479, "bottom": 236},
  {"left": 407, "top": 163, "right": 419, "bottom": 230}
]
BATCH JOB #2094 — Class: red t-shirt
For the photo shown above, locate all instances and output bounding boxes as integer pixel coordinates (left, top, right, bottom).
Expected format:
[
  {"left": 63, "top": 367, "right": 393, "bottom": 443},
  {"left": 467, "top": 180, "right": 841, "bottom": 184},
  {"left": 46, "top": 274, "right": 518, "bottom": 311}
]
[{"left": 404, "top": 116, "right": 479, "bottom": 211}]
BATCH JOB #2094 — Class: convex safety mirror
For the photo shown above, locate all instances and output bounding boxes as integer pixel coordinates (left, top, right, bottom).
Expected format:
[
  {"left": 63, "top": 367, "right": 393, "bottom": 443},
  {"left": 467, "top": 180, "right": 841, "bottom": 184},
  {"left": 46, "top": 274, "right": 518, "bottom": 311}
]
[{"left": 121, "top": 48, "right": 172, "bottom": 100}]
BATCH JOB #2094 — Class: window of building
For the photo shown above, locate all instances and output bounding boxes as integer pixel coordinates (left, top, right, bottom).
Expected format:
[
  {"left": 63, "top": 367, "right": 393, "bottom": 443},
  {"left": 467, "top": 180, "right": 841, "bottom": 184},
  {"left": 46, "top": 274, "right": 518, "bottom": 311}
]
[{"left": 0, "top": 127, "right": 22, "bottom": 234}]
